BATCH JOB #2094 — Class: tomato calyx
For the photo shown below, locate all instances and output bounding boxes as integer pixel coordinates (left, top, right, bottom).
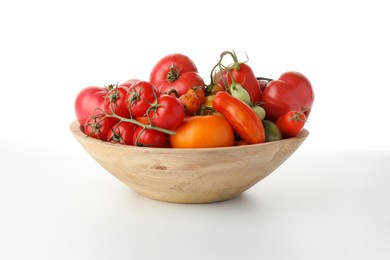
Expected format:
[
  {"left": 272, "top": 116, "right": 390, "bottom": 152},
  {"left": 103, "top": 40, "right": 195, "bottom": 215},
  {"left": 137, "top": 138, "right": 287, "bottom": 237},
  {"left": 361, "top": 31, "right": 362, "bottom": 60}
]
[
  {"left": 105, "top": 84, "right": 121, "bottom": 106},
  {"left": 84, "top": 115, "right": 103, "bottom": 137},
  {"left": 127, "top": 89, "right": 141, "bottom": 104},
  {"left": 288, "top": 111, "right": 307, "bottom": 123},
  {"left": 108, "top": 128, "right": 123, "bottom": 143},
  {"left": 147, "top": 101, "right": 162, "bottom": 118},
  {"left": 167, "top": 65, "right": 180, "bottom": 82}
]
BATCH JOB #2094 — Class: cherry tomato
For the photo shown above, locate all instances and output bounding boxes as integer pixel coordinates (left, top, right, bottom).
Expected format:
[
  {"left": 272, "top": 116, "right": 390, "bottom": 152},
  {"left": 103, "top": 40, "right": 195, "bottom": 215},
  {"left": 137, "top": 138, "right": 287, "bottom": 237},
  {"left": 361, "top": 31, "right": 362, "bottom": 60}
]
[
  {"left": 74, "top": 86, "right": 109, "bottom": 125},
  {"left": 119, "top": 79, "right": 140, "bottom": 88},
  {"left": 262, "top": 71, "right": 314, "bottom": 121},
  {"left": 179, "top": 94, "right": 202, "bottom": 116},
  {"left": 262, "top": 120, "right": 282, "bottom": 142},
  {"left": 207, "top": 82, "right": 225, "bottom": 95},
  {"left": 203, "top": 95, "right": 216, "bottom": 108},
  {"left": 149, "top": 53, "right": 205, "bottom": 97},
  {"left": 125, "top": 81, "right": 159, "bottom": 117},
  {"left": 187, "top": 86, "right": 205, "bottom": 103},
  {"left": 133, "top": 127, "right": 167, "bottom": 148},
  {"left": 252, "top": 105, "right": 266, "bottom": 120},
  {"left": 170, "top": 115, "right": 234, "bottom": 148},
  {"left": 275, "top": 111, "right": 306, "bottom": 138},
  {"left": 104, "top": 85, "right": 130, "bottom": 119},
  {"left": 83, "top": 114, "right": 116, "bottom": 140},
  {"left": 106, "top": 121, "right": 136, "bottom": 145},
  {"left": 148, "top": 94, "right": 185, "bottom": 130}
]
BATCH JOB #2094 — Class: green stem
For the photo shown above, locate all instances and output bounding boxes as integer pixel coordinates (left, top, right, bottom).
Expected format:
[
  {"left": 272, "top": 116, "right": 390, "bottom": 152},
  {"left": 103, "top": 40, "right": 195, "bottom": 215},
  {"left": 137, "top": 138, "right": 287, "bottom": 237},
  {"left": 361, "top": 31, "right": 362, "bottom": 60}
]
[
  {"left": 219, "top": 50, "right": 240, "bottom": 71},
  {"left": 107, "top": 113, "right": 176, "bottom": 135},
  {"left": 167, "top": 65, "right": 180, "bottom": 82}
]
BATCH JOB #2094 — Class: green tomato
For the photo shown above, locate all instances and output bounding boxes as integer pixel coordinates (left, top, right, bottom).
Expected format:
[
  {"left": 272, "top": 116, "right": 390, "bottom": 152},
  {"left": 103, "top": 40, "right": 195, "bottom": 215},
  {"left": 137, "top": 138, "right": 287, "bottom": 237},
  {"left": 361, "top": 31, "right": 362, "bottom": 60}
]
[
  {"left": 263, "top": 120, "right": 282, "bottom": 142},
  {"left": 252, "top": 105, "right": 266, "bottom": 121},
  {"left": 230, "top": 82, "right": 251, "bottom": 105}
]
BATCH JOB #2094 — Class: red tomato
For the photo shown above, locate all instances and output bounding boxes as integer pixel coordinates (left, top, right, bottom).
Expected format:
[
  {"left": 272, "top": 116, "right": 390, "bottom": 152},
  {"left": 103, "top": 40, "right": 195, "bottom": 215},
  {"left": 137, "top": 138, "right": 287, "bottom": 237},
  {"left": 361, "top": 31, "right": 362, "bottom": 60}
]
[
  {"left": 74, "top": 86, "right": 109, "bottom": 125},
  {"left": 125, "top": 81, "right": 159, "bottom": 117},
  {"left": 104, "top": 86, "right": 130, "bottom": 119},
  {"left": 83, "top": 114, "right": 116, "bottom": 140},
  {"left": 261, "top": 71, "right": 314, "bottom": 121},
  {"left": 275, "top": 111, "right": 306, "bottom": 138},
  {"left": 170, "top": 115, "right": 234, "bottom": 148},
  {"left": 214, "top": 51, "right": 262, "bottom": 104},
  {"left": 106, "top": 121, "right": 136, "bottom": 145},
  {"left": 119, "top": 79, "right": 140, "bottom": 88},
  {"left": 133, "top": 127, "right": 167, "bottom": 148},
  {"left": 148, "top": 94, "right": 185, "bottom": 130},
  {"left": 212, "top": 91, "right": 265, "bottom": 144},
  {"left": 149, "top": 53, "right": 205, "bottom": 97},
  {"left": 225, "top": 63, "right": 262, "bottom": 104}
]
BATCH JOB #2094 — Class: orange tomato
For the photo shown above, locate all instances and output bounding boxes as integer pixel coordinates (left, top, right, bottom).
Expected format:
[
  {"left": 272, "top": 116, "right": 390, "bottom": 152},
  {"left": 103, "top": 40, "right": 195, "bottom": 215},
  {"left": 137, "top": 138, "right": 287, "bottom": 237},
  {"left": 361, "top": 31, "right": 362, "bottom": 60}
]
[
  {"left": 179, "top": 93, "right": 202, "bottom": 116},
  {"left": 187, "top": 86, "right": 205, "bottom": 103},
  {"left": 170, "top": 115, "right": 234, "bottom": 148},
  {"left": 135, "top": 116, "right": 150, "bottom": 125}
]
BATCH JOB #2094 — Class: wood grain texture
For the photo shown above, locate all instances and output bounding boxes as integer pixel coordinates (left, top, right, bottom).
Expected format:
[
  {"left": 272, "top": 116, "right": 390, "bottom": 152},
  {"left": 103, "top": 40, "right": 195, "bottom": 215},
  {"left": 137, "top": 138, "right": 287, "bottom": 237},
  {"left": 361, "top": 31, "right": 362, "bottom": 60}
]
[{"left": 70, "top": 121, "right": 309, "bottom": 203}]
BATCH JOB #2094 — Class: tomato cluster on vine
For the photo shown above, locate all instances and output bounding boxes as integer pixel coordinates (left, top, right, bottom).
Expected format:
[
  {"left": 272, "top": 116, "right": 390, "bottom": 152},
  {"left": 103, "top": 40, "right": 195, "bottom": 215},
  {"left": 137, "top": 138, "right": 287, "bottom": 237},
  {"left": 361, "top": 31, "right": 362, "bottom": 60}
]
[{"left": 74, "top": 51, "right": 314, "bottom": 148}]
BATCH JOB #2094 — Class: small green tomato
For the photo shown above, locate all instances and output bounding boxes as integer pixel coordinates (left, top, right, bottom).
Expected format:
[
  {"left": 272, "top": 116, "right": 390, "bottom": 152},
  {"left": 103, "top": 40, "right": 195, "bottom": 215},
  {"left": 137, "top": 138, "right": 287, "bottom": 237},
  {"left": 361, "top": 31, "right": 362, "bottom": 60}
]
[
  {"left": 252, "top": 105, "right": 266, "bottom": 121},
  {"left": 230, "top": 83, "right": 251, "bottom": 105},
  {"left": 263, "top": 120, "right": 282, "bottom": 142}
]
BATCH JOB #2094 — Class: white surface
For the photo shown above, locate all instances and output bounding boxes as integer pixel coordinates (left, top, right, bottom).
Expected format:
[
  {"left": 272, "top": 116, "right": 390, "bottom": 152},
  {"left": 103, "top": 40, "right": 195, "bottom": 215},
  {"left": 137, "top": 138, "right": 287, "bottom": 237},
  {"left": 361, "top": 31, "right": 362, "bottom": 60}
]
[{"left": 1, "top": 140, "right": 389, "bottom": 260}]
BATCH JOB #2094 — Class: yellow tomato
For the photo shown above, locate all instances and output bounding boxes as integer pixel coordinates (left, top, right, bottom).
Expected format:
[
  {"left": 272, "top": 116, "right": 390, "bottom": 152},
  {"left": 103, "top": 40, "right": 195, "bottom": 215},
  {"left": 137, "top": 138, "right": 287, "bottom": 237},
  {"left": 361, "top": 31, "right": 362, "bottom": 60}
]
[{"left": 203, "top": 95, "right": 216, "bottom": 108}]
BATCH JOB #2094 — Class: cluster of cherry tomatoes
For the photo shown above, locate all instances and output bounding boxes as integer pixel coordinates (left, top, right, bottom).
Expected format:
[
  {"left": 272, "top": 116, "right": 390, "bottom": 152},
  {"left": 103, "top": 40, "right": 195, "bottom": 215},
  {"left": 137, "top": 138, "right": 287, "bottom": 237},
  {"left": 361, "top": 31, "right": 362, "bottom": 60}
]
[{"left": 74, "top": 51, "right": 314, "bottom": 148}]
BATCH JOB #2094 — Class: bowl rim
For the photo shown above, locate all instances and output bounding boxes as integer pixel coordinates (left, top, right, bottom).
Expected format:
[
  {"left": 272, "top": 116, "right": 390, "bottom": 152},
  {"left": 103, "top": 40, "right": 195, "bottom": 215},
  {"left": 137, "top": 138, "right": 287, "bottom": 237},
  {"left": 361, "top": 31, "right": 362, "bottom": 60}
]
[{"left": 70, "top": 120, "right": 309, "bottom": 152}]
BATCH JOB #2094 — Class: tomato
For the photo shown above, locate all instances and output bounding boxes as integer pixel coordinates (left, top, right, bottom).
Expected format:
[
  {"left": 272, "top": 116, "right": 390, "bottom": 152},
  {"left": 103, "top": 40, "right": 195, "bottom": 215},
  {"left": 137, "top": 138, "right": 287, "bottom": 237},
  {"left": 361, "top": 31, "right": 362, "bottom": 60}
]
[
  {"left": 106, "top": 121, "right": 136, "bottom": 145},
  {"left": 262, "top": 120, "right": 282, "bottom": 142},
  {"left": 179, "top": 93, "right": 202, "bottom": 116},
  {"left": 213, "top": 91, "right": 265, "bottom": 144},
  {"left": 261, "top": 71, "right": 314, "bottom": 121},
  {"left": 149, "top": 53, "right": 205, "bottom": 97},
  {"left": 207, "top": 82, "right": 225, "bottom": 95},
  {"left": 74, "top": 86, "right": 109, "bottom": 125},
  {"left": 125, "top": 81, "right": 159, "bottom": 117},
  {"left": 170, "top": 115, "right": 234, "bottom": 148},
  {"left": 133, "top": 127, "right": 167, "bottom": 148},
  {"left": 203, "top": 95, "right": 215, "bottom": 108},
  {"left": 275, "top": 111, "right": 306, "bottom": 138},
  {"left": 214, "top": 51, "right": 262, "bottom": 104},
  {"left": 230, "top": 82, "right": 251, "bottom": 104},
  {"left": 119, "top": 79, "right": 139, "bottom": 88},
  {"left": 83, "top": 114, "right": 116, "bottom": 140},
  {"left": 104, "top": 85, "right": 130, "bottom": 119},
  {"left": 187, "top": 86, "right": 205, "bottom": 103},
  {"left": 148, "top": 94, "right": 185, "bottom": 130},
  {"left": 252, "top": 105, "right": 266, "bottom": 120},
  {"left": 135, "top": 116, "right": 151, "bottom": 125}
]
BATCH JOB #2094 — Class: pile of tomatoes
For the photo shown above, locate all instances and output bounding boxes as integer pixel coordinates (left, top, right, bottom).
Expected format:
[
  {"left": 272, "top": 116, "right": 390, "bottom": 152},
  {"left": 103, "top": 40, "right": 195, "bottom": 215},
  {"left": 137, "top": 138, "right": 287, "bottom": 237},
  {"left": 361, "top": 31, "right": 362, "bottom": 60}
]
[{"left": 74, "top": 51, "right": 314, "bottom": 148}]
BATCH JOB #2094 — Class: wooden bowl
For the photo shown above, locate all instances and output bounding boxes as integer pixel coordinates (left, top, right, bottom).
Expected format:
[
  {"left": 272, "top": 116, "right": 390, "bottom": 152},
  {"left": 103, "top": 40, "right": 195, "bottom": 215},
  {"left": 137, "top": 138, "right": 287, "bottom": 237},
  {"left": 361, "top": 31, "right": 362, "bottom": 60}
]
[{"left": 70, "top": 120, "right": 309, "bottom": 203}]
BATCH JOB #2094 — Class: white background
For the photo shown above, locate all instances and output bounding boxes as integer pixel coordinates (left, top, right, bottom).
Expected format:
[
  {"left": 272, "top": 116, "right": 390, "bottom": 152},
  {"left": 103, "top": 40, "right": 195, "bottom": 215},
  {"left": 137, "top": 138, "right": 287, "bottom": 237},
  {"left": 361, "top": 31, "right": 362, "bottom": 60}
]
[
  {"left": 1, "top": 1, "right": 390, "bottom": 260},
  {"left": 0, "top": 0, "right": 389, "bottom": 151}
]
